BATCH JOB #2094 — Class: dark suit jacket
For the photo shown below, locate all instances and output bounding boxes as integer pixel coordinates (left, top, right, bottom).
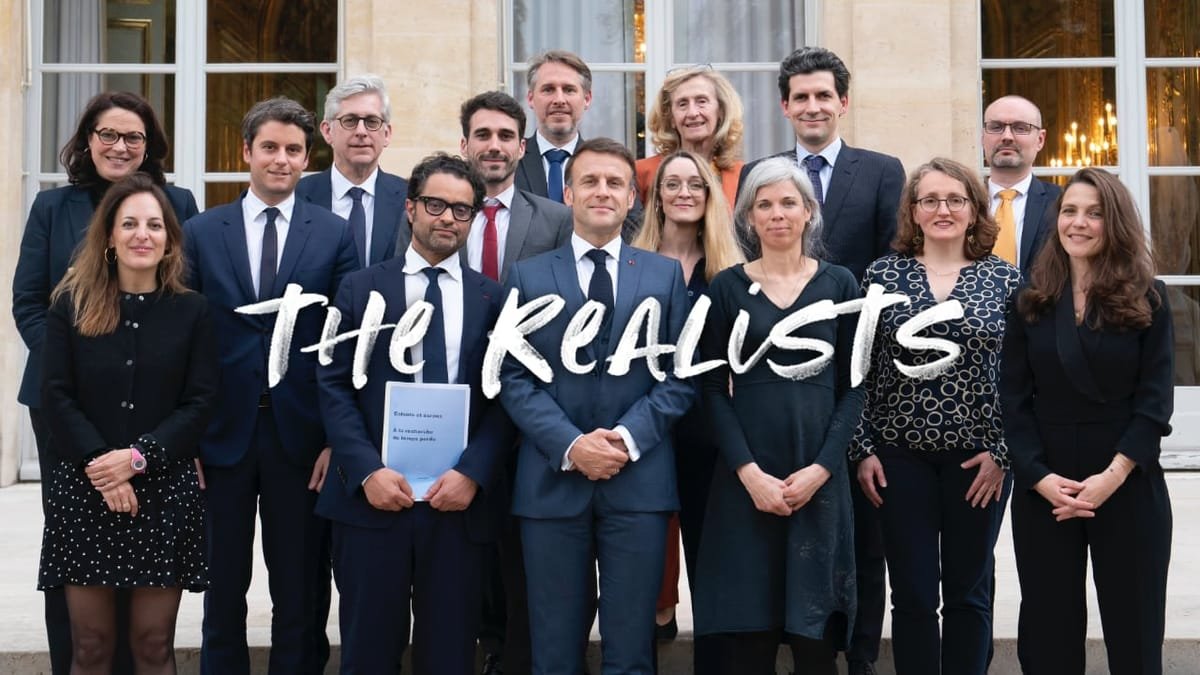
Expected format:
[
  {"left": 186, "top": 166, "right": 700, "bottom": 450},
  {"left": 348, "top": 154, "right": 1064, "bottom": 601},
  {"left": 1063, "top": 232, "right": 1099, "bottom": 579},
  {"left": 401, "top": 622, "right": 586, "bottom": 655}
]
[
  {"left": 183, "top": 196, "right": 359, "bottom": 467},
  {"left": 738, "top": 144, "right": 905, "bottom": 282},
  {"left": 515, "top": 136, "right": 644, "bottom": 242},
  {"left": 315, "top": 257, "right": 515, "bottom": 542},
  {"left": 1017, "top": 177, "right": 1063, "bottom": 275},
  {"left": 1001, "top": 281, "right": 1174, "bottom": 491},
  {"left": 14, "top": 184, "right": 199, "bottom": 407},
  {"left": 295, "top": 168, "right": 410, "bottom": 263},
  {"left": 498, "top": 189, "right": 573, "bottom": 283},
  {"left": 498, "top": 242, "right": 695, "bottom": 518}
]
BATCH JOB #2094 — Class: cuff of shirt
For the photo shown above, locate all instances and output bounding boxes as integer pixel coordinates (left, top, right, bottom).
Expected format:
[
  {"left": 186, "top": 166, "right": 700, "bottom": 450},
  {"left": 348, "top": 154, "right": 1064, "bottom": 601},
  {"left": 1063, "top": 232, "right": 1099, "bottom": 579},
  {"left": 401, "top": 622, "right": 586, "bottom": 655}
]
[
  {"left": 615, "top": 425, "right": 640, "bottom": 461},
  {"left": 562, "top": 434, "right": 582, "bottom": 471}
]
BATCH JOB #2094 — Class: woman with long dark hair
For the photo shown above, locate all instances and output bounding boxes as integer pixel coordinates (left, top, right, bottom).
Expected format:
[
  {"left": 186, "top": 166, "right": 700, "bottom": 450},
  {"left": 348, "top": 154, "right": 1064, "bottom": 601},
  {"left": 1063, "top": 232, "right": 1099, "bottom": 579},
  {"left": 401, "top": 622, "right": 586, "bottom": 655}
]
[
  {"left": 39, "top": 172, "right": 215, "bottom": 675},
  {"left": 1003, "top": 167, "right": 1173, "bottom": 674}
]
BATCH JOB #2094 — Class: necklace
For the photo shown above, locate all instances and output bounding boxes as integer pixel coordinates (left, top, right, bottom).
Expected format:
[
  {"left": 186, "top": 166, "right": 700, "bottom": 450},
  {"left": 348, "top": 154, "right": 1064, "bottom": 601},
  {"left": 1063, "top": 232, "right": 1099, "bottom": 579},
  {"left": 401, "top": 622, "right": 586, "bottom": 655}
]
[{"left": 755, "top": 258, "right": 813, "bottom": 303}]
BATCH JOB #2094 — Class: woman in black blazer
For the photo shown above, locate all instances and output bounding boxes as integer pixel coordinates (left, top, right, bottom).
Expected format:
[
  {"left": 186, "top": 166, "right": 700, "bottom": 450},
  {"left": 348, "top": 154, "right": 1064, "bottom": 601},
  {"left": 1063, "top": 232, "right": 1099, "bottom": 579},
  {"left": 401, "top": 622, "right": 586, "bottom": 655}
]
[
  {"left": 39, "top": 173, "right": 216, "bottom": 674},
  {"left": 11, "top": 91, "right": 198, "bottom": 673},
  {"left": 1002, "top": 167, "right": 1174, "bottom": 674}
]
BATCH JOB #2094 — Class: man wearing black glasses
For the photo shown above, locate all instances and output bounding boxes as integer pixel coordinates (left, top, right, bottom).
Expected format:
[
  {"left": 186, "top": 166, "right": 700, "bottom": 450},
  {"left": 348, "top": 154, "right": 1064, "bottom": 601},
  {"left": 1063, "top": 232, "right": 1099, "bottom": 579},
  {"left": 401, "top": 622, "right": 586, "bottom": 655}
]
[
  {"left": 316, "top": 153, "right": 514, "bottom": 675},
  {"left": 297, "top": 74, "right": 410, "bottom": 267},
  {"left": 982, "top": 95, "right": 1062, "bottom": 274}
]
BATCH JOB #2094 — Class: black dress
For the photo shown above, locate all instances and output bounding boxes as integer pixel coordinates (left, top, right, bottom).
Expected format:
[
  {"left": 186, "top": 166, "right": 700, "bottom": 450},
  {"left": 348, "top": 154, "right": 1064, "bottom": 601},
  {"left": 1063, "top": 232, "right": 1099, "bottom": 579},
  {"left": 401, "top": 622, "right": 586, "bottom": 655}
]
[
  {"left": 692, "top": 262, "right": 863, "bottom": 645},
  {"left": 38, "top": 290, "right": 217, "bottom": 590}
]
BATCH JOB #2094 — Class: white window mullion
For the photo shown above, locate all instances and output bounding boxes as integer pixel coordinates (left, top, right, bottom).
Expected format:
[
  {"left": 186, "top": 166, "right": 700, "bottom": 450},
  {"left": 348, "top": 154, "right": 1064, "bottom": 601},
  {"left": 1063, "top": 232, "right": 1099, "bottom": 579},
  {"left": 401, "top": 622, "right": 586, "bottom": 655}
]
[
  {"left": 174, "top": 0, "right": 205, "bottom": 204},
  {"left": 641, "top": 0, "right": 671, "bottom": 158},
  {"left": 1113, "top": 0, "right": 1149, "bottom": 237}
]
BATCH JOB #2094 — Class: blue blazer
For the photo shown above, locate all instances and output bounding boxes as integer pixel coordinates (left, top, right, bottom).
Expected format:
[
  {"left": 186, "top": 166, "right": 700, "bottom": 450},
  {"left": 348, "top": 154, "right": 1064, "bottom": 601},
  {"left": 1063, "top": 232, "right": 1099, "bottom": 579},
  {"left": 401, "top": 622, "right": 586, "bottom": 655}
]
[
  {"left": 295, "top": 168, "right": 410, "bottom": 264},
  {"left": 315, "top": 257, "right": 515, "bottom": 542},
  {"left": 182, "top": 196, "right": 359, "bottom": 467},
  {"left": 1018, "top": 178, "right": 1063, "bottom": 275},
  {"left": 739, "top": 144, "right": 905, "bottom": 282},
  {"left": 13, "top": 183, "right": 199, "bottom": 407},
  {"left": 499, "top": 242, "right": 695, "bottom": 518}
]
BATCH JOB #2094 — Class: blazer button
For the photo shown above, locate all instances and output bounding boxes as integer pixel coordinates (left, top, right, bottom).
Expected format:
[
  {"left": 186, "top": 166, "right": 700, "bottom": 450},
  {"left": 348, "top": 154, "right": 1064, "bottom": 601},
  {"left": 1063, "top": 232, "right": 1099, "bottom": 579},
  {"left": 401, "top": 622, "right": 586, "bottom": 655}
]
[
  {"left": 124, "top": 320, "right": 131, "bottom": 326},
  {"left": 126, "top": 360, "right": 133, "bottom": 366},
  {"left": 120, "top": 401, "right": 127, "bottom": 408},
  {"left": 132, "top": 322, "right": 139, "bottom": 329}
]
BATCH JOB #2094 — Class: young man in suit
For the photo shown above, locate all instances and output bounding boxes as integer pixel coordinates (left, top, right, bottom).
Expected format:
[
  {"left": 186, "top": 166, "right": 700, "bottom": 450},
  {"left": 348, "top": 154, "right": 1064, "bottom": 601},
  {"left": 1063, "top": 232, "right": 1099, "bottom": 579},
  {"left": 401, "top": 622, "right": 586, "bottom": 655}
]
[
  {"left": 296, "top": 74, "right": 410, "bottom": 265},
  {"left": 459, "top": 89, "right": 573, "bottom": 675},
  {"left": 317, "top": 153, "right": 515, "bottom": 675},
  {"left": 982, "top": 94, "right": 1062, "bottom": 274},
  {"left": 514, "top": 50, "right": 591, "bottom": 204},
  {"left": 183, "top": 96, "right": 358, "bottom": 675},
  {"left": 499, "top": 138, "right": 694, "bottom": 674},
  {"left": 739, "top": 46, "right": 905, "bottom": 675}
]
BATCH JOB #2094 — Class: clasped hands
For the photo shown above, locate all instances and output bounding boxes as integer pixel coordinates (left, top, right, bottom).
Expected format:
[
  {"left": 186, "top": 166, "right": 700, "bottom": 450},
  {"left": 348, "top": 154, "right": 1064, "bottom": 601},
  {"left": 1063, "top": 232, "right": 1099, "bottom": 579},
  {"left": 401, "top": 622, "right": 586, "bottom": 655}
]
[
  {"left": 85, "top": 448, "right": 139, "bottom": 516},
  {"left": 568, "top": 429, "right": 630, "bottom": 481},
  {"left": 363, "top": 467, "right": 478, "bottom": 513},
  {"left": 737, "top": 462, "right": 830, "bottom": 516},
  {"left": 1035, "top": 454, "right": 1134, "bottom": 521}
]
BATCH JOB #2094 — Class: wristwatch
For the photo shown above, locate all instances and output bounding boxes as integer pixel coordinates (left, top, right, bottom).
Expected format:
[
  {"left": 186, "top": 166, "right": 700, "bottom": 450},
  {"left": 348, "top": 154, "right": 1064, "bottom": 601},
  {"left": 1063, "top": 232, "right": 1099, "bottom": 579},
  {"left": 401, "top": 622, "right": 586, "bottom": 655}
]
[{"left": 130, "top": 448, "right": 147, "bottom": 474}]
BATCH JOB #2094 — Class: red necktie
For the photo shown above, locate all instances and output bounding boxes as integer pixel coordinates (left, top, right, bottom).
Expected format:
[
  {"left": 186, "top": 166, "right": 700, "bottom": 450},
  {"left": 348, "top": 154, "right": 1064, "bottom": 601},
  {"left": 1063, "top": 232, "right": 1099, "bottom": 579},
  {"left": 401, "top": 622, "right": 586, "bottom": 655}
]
[{"left": 482, "top": 202, "right": 501, "bottom": 281}]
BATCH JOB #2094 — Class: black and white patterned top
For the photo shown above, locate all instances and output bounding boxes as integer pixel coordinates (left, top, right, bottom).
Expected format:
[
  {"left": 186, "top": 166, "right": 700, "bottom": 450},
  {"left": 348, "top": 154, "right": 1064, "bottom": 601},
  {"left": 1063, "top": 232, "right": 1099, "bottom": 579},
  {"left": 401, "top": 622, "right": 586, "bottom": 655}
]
[{"left": 850, "top": 252, "right": 1020, "bottom": 468}]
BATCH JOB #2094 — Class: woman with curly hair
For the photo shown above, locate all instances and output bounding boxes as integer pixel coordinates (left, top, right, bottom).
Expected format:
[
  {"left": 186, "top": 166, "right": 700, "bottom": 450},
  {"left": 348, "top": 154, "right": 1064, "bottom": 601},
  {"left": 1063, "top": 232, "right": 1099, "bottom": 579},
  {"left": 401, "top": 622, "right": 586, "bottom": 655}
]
[{"left": 1002, "top": 167, "right": 1173, "bottom": 674}]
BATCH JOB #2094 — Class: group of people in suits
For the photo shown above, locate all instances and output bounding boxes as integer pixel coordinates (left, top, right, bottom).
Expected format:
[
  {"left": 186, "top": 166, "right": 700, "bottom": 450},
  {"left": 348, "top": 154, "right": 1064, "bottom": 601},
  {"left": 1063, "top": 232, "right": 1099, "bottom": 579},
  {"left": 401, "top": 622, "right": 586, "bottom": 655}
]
[{"left": 13, "top": 40, "right": 1175, "bottom": 675}]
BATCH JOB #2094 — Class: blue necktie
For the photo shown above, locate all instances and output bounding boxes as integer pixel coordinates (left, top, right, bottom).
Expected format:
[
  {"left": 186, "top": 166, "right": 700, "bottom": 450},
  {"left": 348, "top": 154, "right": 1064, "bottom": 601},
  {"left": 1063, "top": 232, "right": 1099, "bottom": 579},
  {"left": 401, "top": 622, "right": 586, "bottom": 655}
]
[
  {"left": 802, "top": 154, "right": 826, "bottom": 205},
  {"left": 347, "top": 186, "right": 368, "bottom": 266},
  {"left": 421, "top": 267, "right": 448, "bottom": 384},
  {"left": 545, "top": 148, "right": 570, "bottom": 203},
  {"left": 258, "top": 207, "right": 279, "bottom": 301},
  {"left": 585, "top": 249, "right": 613, "bottom": 334}
]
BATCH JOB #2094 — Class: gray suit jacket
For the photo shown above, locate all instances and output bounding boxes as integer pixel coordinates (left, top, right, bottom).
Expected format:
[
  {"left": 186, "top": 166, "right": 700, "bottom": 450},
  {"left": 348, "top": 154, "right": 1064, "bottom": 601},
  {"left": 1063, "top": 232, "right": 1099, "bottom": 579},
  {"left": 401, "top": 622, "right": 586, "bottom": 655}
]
[{"left": 497, "top": 189, "right": 574, "bottom": 283}]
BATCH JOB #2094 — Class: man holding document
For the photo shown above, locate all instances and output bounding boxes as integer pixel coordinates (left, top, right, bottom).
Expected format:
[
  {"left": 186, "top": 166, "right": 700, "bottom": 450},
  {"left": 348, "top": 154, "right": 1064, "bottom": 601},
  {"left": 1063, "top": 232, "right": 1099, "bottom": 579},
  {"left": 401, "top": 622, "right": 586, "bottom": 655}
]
[{"left": 316, "top": 153, "right": 514, "bottom": 675}]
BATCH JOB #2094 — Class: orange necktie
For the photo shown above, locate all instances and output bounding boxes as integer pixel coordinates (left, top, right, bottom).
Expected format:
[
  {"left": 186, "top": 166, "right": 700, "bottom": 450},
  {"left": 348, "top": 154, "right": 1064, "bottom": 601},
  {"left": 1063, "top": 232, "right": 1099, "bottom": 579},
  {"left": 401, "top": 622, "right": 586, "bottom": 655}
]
[{"left": 994, "top": 188, "right": 1019, "bottom": 265}]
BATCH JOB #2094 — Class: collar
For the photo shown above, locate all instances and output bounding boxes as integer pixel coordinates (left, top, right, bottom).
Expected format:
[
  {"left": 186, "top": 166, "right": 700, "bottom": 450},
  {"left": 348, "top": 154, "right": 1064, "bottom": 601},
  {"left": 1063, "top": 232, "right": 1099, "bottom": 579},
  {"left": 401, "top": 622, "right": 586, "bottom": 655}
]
[
  {"left": 245, "top": 189, "right": 296, "bottom": 223},
  {"left": 489, "top": 184, "right": 516, "bottom": 210},
  {"left": 989, "top": 172, "right": 1034, "bottom": 199},
  {"left": 403, "top": 244, "right": 463, "bottom": 282},
  {"left": 331, "top": 164, "right": 379, "bottom": 199},
  {"left": 535, "top": 131, "right": 580, "bottom": 157},
  {"left": 571, "top": 232, "right": 622, "bottom": 263},
  {"left": 796, "top": 136, "right": 843, "bottom": 167}
]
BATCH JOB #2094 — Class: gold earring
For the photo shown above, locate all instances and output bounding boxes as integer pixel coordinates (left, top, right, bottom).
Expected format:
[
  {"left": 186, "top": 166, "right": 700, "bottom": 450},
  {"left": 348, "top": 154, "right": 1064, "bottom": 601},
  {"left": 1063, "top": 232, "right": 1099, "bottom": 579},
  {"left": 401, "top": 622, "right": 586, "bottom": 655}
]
[
  {"left": 913, "top": 232, "right": 923, "bottom": 245},
  {"left": 105, "top": 247, "right": 116, "bottom": 264}
]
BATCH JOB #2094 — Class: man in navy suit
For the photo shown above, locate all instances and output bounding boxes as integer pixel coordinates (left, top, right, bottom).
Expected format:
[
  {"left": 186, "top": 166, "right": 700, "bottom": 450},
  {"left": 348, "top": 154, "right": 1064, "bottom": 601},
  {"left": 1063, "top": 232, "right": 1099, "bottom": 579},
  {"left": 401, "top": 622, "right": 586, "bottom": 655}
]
[
  {"left": 317, "top": 153, "right": 515, "bottom": 675},
  {"left": 183, "top": 97, "right": 358, "bottom": 675},
  {"left": 982, "top": 95, "right": 1062, "bottom": 274},
  {"left": 500, "top": 138, "right": 694, "bottom": 674},
  {"left": 739, "top": 47, "right": 905, "bottom": 675},
  {"left": 459, "top": 89, "right": 573, "bottom": 675},
  {"left": 296, "top": 74, "right": 409, "bottom": 264}
]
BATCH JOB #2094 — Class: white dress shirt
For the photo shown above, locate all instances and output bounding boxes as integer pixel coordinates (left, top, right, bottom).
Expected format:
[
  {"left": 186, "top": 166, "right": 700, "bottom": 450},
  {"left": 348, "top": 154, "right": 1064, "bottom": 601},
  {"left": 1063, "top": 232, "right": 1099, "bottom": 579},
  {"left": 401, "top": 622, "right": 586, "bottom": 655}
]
[
  {"left": 794, "top": 136, "right": 843, "bottom": 199},
  {"left": 242, "top": 190, "right": 295, "bottom": 297},
  {"left": 535, "top": 131, "right": 580, "bottom": 191},
  {"left": 988, "top": 172, "right": 1034, "bottom": 267},
  {"left": 401, "top": 245, "right": 464, "bottom": 385},
  {"left": 329, "top": 165, "right": 379, "bottom": 256},
  {"left": 466, "top": 185, "right": 515, "bottom": 274}
]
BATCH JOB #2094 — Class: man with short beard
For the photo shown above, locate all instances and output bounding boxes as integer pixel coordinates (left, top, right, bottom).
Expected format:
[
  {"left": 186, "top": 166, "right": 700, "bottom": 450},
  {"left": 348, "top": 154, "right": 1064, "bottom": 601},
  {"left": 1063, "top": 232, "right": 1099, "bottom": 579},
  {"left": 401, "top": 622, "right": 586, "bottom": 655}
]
[{"left": 981, "top": 95, "right": 1062, "bottom": 274}]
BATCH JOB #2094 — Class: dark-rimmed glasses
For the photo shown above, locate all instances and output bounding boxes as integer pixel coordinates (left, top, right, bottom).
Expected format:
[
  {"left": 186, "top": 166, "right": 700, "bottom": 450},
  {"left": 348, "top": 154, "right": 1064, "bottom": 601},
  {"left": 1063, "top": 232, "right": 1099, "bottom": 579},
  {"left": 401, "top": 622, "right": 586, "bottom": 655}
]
[
  {"left": 93, "top": 128, "right": 147, "bottom": 148},
  {"left": 914, "top": 196, "right": 971, "bottom": 212},
  {"left": 335, "top": 114, "right": 386, "bottom": 131},
  {"left": 983, "top": 121, "right": 1040, "bottom": 135},
  {"left": 414, "top": 196, "right": 475, "bottom": 222}
]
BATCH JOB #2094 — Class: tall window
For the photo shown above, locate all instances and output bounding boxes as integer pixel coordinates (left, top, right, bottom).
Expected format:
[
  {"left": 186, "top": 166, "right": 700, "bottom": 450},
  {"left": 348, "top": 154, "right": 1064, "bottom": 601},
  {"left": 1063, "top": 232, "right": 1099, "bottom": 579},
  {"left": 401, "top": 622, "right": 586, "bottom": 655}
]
[
  {"left": 503, "top": 0, "right": 815, "bottom": 162},
  {"left": 981, "top": 0, "right": 1200, "bottom": 459}
]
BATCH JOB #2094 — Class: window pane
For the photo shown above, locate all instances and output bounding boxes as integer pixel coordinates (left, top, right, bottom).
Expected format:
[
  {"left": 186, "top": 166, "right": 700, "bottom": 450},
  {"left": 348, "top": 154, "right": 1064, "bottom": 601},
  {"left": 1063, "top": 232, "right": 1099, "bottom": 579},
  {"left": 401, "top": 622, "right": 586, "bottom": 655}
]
[
  {"left": 205, "top": 182, "right": 249, "bottom": 209},
  {"left": 982, "top": 69, "right": 1118, "bottom": 168},
  {"left": 721, "top": 70, "right": 793, "bottom": 163},
  {"left": 1164, "top": 285, "right": 1200, "bottom": 385},
  {"left": 43, "top": 0, "right": 176, "bottom": 64},
  {"left": 981, "top": 0, "right": 1114, "bottom": 59},
  {"left": 40, "top": 73, "right": 176, "bottom": 174},
  {"left": 673, "top": 0, "right": 805, "bottom": 64},
  {"left": 1148, "top": 68, "right": 1200, "bottom": 167},
  {"left": 1145, "top": 0, "right": 1200, "bottom": 58},
  {"left": 515, "top": 72, "right": 645, "bottom": 158},
  {"left": 207, "top": 0, "right": 337, "bottom": 63},
  {"left": 1150, "top": 176, "right": 1200, "bottom": 276},
  {"left": 205, "top": 73, "right": 334, "bottom": 174},
  {"left": 512, "top": 0, "right": 638, "bottom": 63}
]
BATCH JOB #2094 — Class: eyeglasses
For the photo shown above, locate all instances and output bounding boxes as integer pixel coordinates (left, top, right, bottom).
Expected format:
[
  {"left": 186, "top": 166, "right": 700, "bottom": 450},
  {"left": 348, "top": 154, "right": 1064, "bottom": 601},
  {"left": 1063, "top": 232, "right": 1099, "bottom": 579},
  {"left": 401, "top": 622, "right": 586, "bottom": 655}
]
[
  {"left": 92, "top": 128, "right": 147, "bottom": 148},
  {"left": 914, "top": 196, "right": 971, "bottom": 212},
  {"left": 983, "top": 120, "right": 1040, "bottom": 136},
  {"left": 660, "top": 178, "right": 708, "bottom": 195},
  {"left": 414, "top": 196, "right": 475, "bottom": 222},
  {"left": 334, "top": 114, "right": 386, "bottom": 131}
]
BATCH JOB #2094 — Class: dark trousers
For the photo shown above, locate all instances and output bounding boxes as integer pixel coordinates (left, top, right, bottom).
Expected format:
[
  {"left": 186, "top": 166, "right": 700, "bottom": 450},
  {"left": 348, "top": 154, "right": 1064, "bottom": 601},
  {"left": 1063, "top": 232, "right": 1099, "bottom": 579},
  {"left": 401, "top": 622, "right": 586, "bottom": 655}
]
[
  {"left": 675, "top": 435, "right": 720, "bottom": 669},
  {"left": 333, "top": 505, "right": 482, "bottom": 675},
  {"left": 479, "top": 515, "right": 533, "bottom": 674},
  {"left": 847, "top": 474, "right": 886, "bottom": 664},
  {"left": 521, "top": 496, "right": 668, "bottom": 675},
  {"left": 30, "top": 407, "right": 135, "bottom": 675},
  {"left": 1012, "top": 467, "right": 1171, "bottom": 675},
  {"left": 699, "top": 630, "right": 837, "bottom": 675},
  {"left": 875, "top": 446, "right": 1004, "bottom": 675},
  {"left": 200, "top": 408, "right": 328, "bottom": 675}
]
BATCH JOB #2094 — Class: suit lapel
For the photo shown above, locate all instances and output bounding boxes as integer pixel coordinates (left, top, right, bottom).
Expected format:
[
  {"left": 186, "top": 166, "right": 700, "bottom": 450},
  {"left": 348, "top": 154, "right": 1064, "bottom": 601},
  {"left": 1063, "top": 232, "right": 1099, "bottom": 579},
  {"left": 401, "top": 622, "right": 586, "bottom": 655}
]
[
  {"left": 458, "top": 273, "right": 489, "bottom": 384},
  {"left": 1054, "top": 292, "right": 1106, "bottom": 403},
  {"left": 218, "top": 201, "right": 258, "bottom": 303},
  {"left": 308, "top": 170, "right": 334, "bottom": 210},
  {"left": 65, "top": 188, "right": 94, "bottom": 246},
  {"left": 609, "top": 244, "right": 643, "bottom": 348},
  {"left": 502, "top": 191, "right": 535, "bottom": 283},
  {"left": 1020, "top": 179, "right": 1049, "bottom": 265},
  {"left": 823, "top": 144, "right": 859, "bottom": 228},
  {"left": 274, "top": 200, "right": 312, "bottom": 295},
  {"left": 519, "top": 141, "right": 549, "bottom": 197},
  {"left": 372, "top": 172, "right": 406, "bottom": 264}
]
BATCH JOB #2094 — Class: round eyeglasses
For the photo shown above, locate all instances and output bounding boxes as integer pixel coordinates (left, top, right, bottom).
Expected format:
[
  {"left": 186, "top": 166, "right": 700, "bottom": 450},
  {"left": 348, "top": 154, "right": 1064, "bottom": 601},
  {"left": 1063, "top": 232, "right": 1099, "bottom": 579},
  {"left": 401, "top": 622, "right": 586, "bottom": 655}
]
[
  {"left": 983, "top": 121, "right": 1040, "bottom": 136},
  {"left": 415, "top": 196, "right": 475, "bottom": 222},
  {"left": 93, "top": 128, "right": 147, "bottom": 148},
  {"left": 335, "top": 114, "right": 386, "bottom": 131},
  {"left": 914, "top": 196, "right": 970, "bottom": 212}
]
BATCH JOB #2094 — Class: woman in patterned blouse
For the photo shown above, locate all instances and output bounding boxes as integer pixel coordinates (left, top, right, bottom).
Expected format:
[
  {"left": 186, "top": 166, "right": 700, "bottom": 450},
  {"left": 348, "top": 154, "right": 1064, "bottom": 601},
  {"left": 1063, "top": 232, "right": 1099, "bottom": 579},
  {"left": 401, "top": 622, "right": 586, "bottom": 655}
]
[{"left": 851, "top": 157, "right": 1020, "bottom": 675}]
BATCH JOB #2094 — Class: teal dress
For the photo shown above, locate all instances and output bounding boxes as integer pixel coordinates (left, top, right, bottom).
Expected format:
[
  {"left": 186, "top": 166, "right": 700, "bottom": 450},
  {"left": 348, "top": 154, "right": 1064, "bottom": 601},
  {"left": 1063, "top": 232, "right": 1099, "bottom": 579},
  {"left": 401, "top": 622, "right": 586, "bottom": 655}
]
[{"left": 692, "top": 262, "right": 863, "bottom": 646}]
